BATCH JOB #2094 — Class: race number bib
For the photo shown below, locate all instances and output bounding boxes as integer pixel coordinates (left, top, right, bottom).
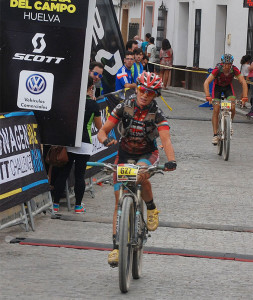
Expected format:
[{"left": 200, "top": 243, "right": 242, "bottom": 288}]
[
  {"left": 117, "top": 164, "right": 139, "bottom": 182},
  {"left": 221, "top": 102, "right": 231, "bottom": 109}
]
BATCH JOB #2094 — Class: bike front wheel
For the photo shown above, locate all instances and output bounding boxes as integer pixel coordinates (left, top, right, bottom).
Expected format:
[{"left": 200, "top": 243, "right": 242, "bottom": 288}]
[
  {"left": 223, "top": 116, "right": 231, "bottom": 161},
  {"left": 119, "top": 196, "right": 134, "bottom": 293},
  {"left": 132, "top": 199, "right": 144, "bottom": 280}
]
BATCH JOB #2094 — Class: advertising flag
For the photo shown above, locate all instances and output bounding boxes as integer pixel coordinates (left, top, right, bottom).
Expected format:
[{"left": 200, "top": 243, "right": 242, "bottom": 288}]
[
  {"left": 0, "top": 0, "right": 95, "bottom": 147},
  {"left": 91, "top": 0, "right": 125, "bottom": 94}
]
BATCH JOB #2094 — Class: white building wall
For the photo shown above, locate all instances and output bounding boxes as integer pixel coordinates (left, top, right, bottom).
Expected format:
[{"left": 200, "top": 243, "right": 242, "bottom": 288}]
[
  {"left": 172, "top": 0, "right": 249, "bottom": 69},
  {"left": 123, "top": 0, "right": 249, "bottom": 69},
  {"left": 225, "top": 1, "right": 248, "bottom": 67}
]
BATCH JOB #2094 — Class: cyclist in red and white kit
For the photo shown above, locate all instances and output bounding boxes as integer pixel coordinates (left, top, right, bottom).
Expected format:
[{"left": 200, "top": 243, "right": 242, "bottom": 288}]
[
  {"left": 204, "top": 54, "right": 248, "bottom": 145},
  {"left": 98, "top": 72, "right": 176, "bottom": 266}
]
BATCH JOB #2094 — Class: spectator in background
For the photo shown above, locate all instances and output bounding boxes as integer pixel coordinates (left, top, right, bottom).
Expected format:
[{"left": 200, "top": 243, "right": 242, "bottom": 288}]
[
  {"left": 53, "top": 76, "right": 102, "bottom": 214},
  {"left": 159, "top": 39, "right": 173, "bottom": 89},
  {"left": 142, "top": 55, "right": 149, "bottom": 72},
  {"left": 147, "top": 37, "right": 156, "bottom": 73},
  {"left": 131, "top": 48, "right": 144, "bottom": 82},
  {"left": 115, "top": 51, "right": 137, "bottom": 91},
  {"left": 126, "top": 39, "right": 138, "bottom": 52},
  {"left": 89, "top": 62, "right": 104, "bottom": 99},
  {"left": 133, "top": 35, "right": 143, "bottom": 48},
  {"left": 247, "top": 57, "right": 253, "bottom": 117},
  {"left": 240, "top": 55, "right": 251, "bottom": 79},
  {"left": 240, "top": 54, "right": 251, "bottom": 108},
  {"left": 142, "top": 33, "right": 151, "bottom": 54}
]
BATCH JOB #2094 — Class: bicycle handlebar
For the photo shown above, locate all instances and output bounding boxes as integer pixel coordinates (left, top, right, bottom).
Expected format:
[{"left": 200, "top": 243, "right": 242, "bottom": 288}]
[{"left": 87, "top": 162, "right": 165, "bottom": 170}]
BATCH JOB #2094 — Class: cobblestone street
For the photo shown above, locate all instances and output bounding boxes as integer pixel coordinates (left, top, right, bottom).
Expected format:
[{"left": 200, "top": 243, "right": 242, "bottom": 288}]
[{"left": 1, "top": 91, "right": 253, "bottom": 299}]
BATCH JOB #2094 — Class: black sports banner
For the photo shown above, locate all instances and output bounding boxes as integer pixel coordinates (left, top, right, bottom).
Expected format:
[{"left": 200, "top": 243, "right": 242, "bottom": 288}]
[
  {"left": 0, "top": 0, "right": 95, "bottom": 146},
  {"left": 0, "top": 111, "right": 49, "bottom": 212},
  {"left": 244, "top": 0, "right": 253, "bottom": 7},
  {"left": 91, "top": 0, "right": 125, "bottom": 94}
]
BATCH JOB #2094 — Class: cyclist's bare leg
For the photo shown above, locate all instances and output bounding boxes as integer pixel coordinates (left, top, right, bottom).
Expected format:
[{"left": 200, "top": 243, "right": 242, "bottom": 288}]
[
  {"left": 136, "top": 162, "right": 153, "bottom": 202},
  {"left": 163, "top": 69, "right": 169, "bottom": 89},
  {"left": 212, "top": 102, "right": 220, "bottom": 134}
]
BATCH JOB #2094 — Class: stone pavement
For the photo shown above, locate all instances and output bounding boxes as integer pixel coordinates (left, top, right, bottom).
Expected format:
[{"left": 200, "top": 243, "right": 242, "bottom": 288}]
[{"left": 0, "top": 89, "right": 253, "bottom": 299}]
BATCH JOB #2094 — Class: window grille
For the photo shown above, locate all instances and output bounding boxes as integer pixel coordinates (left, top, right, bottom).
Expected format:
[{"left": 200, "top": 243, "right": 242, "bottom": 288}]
[{"left": 193, "top": 9, "right": 201, "bottom": 67}]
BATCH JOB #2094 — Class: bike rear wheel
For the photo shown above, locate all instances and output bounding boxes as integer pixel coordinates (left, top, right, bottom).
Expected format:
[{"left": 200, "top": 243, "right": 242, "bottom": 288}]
[
  {"left": 223, "top": 116, "right": 230, "bottom": 161},
  {"left": 217, "top": 114, "right": 223, "bottom": 155},
  {"left": 132, "top": 200, "right": 144, "bottom": 279},
  {"left": 119, "top": 196, "right": 134, "bottom": 293}
]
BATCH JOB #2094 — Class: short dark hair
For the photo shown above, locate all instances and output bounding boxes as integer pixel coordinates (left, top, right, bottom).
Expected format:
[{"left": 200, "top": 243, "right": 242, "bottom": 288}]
[
  {"left": 89, "top": 61, "right": 104, "bottom": 71},
  {"left": 149, "top": 37, "right": 155, "bottom": 44},
  {"left": 145, "top": 33, "right": 151, "bottom": 39},
  {"left": 126, "top": 39, "right": 138, "bottom": 50},
  {"left": 133, "top": 48, "right": 144, "bottom": 55},
  {"left": 87, "top": 75, "right": 93, "bottom": 89},
  {"left": 240, "top": 54, "right": 252, "bottom": 65},
  {"left": 125, "top": 51, "right": 134, "bottom": 57},
  {"left": 142, "top": 55, "right": 149, "bottom": 61}
]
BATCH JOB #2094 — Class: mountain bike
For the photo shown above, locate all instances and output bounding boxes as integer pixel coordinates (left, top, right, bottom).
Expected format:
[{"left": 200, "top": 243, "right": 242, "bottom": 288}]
[
  {"left": 87, "top": 161, "right": 165, "bottom": 293},
  {"left": 217, "top": 96, "right": 232, "bottom": 161}
]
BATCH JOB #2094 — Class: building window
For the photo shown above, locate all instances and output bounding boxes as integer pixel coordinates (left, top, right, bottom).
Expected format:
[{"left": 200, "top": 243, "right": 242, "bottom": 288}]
[
  {"left": 247, "top": 8, "right": 253, "bottom": 57},
  {"left": 128, "top": 23, "right": 139, "bottom": 40},
  {"left": 193, "top": 9, "right": 201, "bottom": 67}
]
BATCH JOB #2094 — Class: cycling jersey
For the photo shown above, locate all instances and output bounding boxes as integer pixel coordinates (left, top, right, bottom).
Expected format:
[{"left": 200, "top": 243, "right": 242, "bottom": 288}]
[
  {"left": 108, "top": 98, "right": 170, "bottom": 154},
  {"left": 212, "top": 64, "right": 241, "bottom": 86}
]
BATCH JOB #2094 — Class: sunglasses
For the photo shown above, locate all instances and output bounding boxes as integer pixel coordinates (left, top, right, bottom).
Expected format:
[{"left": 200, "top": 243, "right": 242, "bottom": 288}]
[
  {"left": 93, "top": 71, "right": 103, "bottom": 79},
  {"left": 137, "top": 85, "right": 157, "bottom": 96}
]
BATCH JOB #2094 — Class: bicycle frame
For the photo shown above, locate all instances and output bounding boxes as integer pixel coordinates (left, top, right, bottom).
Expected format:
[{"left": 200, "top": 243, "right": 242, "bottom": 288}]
[
  {"left": 219, "top": 99, "right": 232, "bottom": 140},
  {"left": 217, "top": 97, "right": 232, "bottom": 160},
  {"left": 116, "top": 182, "right": 147, "bottom": 250}
]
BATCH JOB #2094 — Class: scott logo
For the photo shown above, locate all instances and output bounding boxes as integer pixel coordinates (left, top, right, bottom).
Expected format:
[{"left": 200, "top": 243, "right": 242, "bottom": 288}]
[
  {"left": 26, "top": 74, "right": 47, "bottom": 94},
  {"left": 12, "top": 33, "right": 65, "bottom": 64},
  {"left": 32, "top": 33, "right": 46, "bottom": 53}
]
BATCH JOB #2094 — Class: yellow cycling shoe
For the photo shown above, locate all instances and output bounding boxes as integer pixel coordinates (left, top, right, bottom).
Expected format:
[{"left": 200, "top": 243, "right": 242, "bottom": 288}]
[
  {"left": 108, "top": 249, "right": 119, "bottom": 266},
  {"left": 147, "top": 208, "right": 160, "bottom": 231}
]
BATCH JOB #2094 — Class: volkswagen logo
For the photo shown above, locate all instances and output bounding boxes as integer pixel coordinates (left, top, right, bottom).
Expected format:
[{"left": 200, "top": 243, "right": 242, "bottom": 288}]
[{"left": 26, "top": 74, "right": 47, "bottom": 94}]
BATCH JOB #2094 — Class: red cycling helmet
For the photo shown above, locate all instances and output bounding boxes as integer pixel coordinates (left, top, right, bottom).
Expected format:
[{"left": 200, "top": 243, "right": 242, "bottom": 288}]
[{"left": 137, "top": 72, "right": 163, "bottom": 94}]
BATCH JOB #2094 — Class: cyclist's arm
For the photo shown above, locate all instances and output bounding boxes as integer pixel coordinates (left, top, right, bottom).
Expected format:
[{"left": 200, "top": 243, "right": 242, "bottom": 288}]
[
  {"left": 203, "top": 74, "right": 214, "bottom": 97},
  {"left": 237, "top": 74, "right": 248, "bottom": 99},
  {"left": 159, "top": 130, "right": 176, "bottom": 162},
  {"left": 97, "top": 120, "right": 117, "bottom": 146}
]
